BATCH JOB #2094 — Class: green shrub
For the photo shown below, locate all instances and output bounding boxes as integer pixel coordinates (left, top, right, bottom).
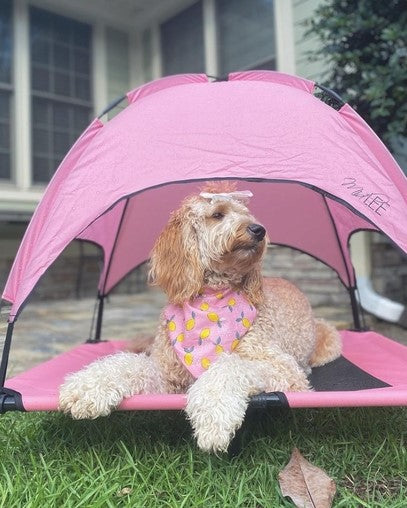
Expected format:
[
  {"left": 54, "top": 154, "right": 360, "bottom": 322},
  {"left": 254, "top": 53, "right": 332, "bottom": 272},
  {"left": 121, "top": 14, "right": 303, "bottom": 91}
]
[{"left": 307, "top": 0, "right": 407, "bottom": 153}]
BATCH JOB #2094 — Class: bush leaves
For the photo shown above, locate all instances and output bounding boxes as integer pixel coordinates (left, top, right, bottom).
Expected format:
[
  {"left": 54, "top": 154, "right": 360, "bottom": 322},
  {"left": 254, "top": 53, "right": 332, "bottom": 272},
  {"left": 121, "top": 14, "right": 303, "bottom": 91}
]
[{"left": 307, "top": 0, "right": 407, "bottom": 154}]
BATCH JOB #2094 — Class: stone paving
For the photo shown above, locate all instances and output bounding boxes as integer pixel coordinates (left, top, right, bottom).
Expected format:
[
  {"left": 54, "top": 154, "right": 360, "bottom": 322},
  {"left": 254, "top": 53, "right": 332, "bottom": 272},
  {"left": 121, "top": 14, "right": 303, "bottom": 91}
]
[{"left": 2, "top": 286, "right": 407, "bottom": 379}]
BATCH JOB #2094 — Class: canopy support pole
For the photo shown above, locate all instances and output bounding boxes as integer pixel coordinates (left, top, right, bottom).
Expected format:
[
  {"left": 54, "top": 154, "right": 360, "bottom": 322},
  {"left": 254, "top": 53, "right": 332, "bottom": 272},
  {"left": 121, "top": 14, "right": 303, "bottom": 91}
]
[
  {"left": 87, "top": 294, "right": 105, "bottom": 343},
  {"left": 94, "top": 294, "right": 105, "bottom": 342},
  {"left": 0, "top": 322, "right": 14, "bottom": 388},
  {"left": 0, "top": 321, "right": 24, "bottom": 413},
  {"left": 349, "top": 287, "right": 362, "bottom": 330},
  {"left": 88, "top": 197, "right": 129, "bottom": 343}
]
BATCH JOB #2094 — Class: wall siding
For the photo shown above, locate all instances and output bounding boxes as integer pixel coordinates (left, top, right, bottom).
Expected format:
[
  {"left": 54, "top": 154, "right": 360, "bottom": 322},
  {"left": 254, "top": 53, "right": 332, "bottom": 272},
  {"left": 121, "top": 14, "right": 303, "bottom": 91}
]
[
  {"left": 292, "top": 0, "right": 328, "bottom": 81},
  {"left": 105, "top": 27, "right": 130, "bottom": 118}
]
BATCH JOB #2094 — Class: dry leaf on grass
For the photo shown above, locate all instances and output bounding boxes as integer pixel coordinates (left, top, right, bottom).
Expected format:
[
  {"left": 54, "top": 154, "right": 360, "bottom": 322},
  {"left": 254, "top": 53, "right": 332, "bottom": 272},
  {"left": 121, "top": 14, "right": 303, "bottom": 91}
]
[{"left": 278, "top": 448, "right": 336, "bottom": 508}]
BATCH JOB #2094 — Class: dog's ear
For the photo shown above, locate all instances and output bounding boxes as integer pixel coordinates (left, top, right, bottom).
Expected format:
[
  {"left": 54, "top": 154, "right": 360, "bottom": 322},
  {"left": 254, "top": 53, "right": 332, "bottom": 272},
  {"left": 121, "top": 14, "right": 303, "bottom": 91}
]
[
  {"left": 149, "top": 208, "right": 204, "bottom": 305},
  {"left": 242, "top": 267, "right": 264, "bottom": 308}
]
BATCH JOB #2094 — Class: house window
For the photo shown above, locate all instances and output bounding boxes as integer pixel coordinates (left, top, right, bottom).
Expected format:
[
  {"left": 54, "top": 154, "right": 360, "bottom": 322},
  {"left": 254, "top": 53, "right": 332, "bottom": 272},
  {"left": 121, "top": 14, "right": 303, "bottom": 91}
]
[
  {"left": 160, "top": 1, "right": 205, "bottom": 75},
  {"left": 106, "top": 27, "right": 130, "bottom": 119},
  {"left": 216, "top": 0, "right": 276, "bottom": 75},
  {"left": 142, "top": 29, "right": 153, "bottom": 83},
  {"left": 30, "top": 7, "right": 92, "bottom": 184},
  {"left": 0, "top": 0, "right": 12, "bottom": 180}
]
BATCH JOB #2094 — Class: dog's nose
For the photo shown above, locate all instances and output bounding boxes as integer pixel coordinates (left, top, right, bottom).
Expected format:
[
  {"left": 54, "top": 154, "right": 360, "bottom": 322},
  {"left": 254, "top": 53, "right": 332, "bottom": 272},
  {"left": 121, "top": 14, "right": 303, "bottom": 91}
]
[{"left": 247, "top": 223, "right": 266, "bottom": 241}]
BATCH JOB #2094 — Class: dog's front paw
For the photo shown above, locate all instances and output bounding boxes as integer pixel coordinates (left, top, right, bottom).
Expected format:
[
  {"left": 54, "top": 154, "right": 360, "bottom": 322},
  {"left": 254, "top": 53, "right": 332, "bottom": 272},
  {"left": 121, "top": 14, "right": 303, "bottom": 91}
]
[
  {"left": 59, "top": 373, "right": 122, "bottom": 419},
  {"left": 186, "top": 372, "right": 248, "bottom": 453},
  {"left": 186, "top": 397, "right": 246, "bottom": 453},
  {"left": 195, "top": 422, "right": 236, "bottom": 454}
]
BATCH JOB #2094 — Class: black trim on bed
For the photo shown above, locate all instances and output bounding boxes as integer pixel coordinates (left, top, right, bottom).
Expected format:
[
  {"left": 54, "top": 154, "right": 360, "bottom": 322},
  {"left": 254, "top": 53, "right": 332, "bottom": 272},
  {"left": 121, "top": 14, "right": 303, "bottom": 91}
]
[
  {"left": 249, "top": 391, "right": 289, "bottom": 409},
  {"left": 0, "top": 387, "right": 24, "bottom": 414}
]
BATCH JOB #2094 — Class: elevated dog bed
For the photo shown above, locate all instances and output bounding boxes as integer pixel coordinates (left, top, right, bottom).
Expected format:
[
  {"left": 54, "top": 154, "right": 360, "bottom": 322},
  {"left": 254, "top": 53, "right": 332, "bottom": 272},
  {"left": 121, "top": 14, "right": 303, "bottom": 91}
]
[
  {"left": 1, "top": 71, "right": 407, "bottom": 416},
  {"left": 4, "top": 331, "right": 407, "bottom": 413}
]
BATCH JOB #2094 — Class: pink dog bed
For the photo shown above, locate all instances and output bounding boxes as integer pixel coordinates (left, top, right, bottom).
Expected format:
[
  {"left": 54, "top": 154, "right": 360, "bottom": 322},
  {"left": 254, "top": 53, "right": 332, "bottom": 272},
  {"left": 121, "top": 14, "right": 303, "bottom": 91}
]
[
  {"left": 1, "top": 70, "right": 406, "bottom": 415},
  {"left": 4, "top": 331, "right": 407, "bottom": 412}
]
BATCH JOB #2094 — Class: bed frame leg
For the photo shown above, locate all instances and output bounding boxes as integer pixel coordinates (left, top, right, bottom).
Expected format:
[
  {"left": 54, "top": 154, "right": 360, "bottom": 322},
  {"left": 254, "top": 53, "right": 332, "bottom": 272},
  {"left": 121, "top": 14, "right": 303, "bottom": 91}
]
[
  {"left": 349, "top": 287, "right": 364, "bottom": 330},
  {"left": 87, "top": 293, "right": 105, "bottom": 343},
  {"left": 228, "top": 423, "right": 245, "bottom": 457},
  {"left": 0, "top": 322, "right": 14, "bottom": 388},
  {"left": 228, "top": 407, "right": 257, "bottom": 458},
  {"left": 228, "top": 393, "right": 289, "bottom": 457},
  {"left": 0, "top": 388, "right": 23, "bottom": 414}
]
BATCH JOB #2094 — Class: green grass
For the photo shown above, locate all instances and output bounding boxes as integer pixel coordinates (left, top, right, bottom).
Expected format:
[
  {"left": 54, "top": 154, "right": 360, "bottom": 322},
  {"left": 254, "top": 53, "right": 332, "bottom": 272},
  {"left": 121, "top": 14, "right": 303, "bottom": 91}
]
[{"left": 0, "top": 407, "right": 406, "bottom": 507}]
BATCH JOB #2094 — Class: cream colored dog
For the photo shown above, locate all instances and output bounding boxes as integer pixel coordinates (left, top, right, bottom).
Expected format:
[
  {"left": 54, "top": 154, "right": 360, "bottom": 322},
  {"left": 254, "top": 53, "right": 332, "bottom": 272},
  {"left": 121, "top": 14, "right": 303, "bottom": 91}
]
[{"left": 59, "top": 185, "right": 341, "bottom": 452}]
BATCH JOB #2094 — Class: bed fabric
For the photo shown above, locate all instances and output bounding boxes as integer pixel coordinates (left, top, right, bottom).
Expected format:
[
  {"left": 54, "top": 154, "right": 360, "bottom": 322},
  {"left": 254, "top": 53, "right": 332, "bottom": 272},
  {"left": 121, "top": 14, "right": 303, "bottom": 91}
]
[{"left": 6, "top": 331, "right": 407, "bottom": 412}]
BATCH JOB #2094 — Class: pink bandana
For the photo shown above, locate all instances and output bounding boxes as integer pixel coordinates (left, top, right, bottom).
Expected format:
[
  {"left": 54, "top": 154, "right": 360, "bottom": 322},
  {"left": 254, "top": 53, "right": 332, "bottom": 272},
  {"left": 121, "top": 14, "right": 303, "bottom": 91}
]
[{"left": 164, "top": 288, "right": 257, "bottom": 378}]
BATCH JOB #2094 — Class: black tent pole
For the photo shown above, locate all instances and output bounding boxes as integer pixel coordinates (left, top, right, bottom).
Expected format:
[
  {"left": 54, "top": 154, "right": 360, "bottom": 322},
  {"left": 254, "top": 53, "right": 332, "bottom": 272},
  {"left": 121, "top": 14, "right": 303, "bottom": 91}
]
[
  {"left": 92, "top": 293, "right": 105, "bottom": 343},
  {"left": 0, "top": 321, "right": 14, "bottom": 388},
  {"left": 0, "top": 321, "right": 24, "bottom": 413},
  {"left": 88, "top": 198, "right": 129, "bottom": 344},
  {"left": 349, "top": 287, "right": 362, "bottom": 330}
]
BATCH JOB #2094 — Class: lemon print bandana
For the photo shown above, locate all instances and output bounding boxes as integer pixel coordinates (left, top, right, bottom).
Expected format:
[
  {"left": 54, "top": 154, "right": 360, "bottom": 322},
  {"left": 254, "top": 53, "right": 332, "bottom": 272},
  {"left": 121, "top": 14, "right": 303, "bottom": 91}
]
[{"left": 164, "top": 288, "right": 257, "bottom": 378}]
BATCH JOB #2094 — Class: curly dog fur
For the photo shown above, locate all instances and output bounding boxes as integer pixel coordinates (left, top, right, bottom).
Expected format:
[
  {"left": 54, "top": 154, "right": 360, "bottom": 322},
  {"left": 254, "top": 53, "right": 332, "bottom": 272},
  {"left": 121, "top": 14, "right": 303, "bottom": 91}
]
[{"left": 59, "top": 184, "right": 341, "bottom": 452}]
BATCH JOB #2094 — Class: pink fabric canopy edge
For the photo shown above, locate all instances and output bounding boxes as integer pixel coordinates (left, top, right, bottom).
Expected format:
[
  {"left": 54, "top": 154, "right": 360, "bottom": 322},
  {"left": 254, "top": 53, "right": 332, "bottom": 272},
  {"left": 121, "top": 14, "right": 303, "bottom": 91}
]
[
  {"left": 2, "top": 71, "right": 406, "bottom": 321},
  {"left": 5, "top": 331, "right": 407, "bottom": 411}
]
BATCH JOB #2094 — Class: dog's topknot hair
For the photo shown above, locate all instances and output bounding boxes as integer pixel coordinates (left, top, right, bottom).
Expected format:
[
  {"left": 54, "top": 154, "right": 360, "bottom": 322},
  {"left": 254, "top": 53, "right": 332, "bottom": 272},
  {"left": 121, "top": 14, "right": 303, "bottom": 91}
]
[{"left": 200, "top": 180, "right": 238, "bottom": 195}]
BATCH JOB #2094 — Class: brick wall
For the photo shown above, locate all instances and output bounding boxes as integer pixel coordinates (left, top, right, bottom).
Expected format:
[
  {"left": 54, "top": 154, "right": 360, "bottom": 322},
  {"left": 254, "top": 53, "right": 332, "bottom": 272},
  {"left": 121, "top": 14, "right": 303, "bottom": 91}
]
[
  {"left": 1, "top": 231, "right": 405, "bottom": 307},
  {"left": 0, "top": 237, "right": 149, "bottom": 304},
  {"left": 263, "top": 245, "right": 349, "bottom": 307},
  {"left": 28, "top": 243, "right": 149, "bottom": 301}
]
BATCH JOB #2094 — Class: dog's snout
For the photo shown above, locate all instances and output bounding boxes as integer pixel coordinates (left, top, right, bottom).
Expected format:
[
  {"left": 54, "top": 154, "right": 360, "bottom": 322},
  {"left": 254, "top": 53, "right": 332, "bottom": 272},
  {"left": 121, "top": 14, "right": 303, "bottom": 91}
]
[{"left": 247, "top": 223, "right": 266, "bottom": 241}]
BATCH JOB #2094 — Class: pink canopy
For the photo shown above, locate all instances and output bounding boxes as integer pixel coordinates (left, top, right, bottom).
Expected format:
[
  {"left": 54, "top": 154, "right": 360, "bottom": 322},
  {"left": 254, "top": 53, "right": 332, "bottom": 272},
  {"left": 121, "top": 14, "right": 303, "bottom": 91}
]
[{"left": 3, "top": 71, "right": 407, "bottom": 321}]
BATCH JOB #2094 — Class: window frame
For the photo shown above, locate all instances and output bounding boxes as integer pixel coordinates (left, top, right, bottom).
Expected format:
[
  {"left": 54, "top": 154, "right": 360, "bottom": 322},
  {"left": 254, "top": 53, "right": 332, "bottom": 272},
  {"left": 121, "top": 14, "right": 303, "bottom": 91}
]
[
  {"left": 159, "top": 0, "right": 206, "bottom": 76},
  {"left": 0, "top": 0, "right": 139, "bottom": 212},
  {"left": 214, "top": 0, "right": 277, "bottom": 76},
  {"left": 0, "top": 0, "right": 14, "bottom": 183},
  {"left": 153, "top": 0, "right": 278, "bottom": 80},
  {"left": 29, "top": 6, "right": 93, "bottom": 185}
]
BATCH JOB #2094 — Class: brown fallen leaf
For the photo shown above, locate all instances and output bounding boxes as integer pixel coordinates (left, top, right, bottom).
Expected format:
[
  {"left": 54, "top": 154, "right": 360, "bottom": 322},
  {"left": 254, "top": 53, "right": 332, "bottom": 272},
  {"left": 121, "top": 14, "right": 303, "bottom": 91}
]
[{"left": 278, "top": 448, "right": 336, "bottom": 508}]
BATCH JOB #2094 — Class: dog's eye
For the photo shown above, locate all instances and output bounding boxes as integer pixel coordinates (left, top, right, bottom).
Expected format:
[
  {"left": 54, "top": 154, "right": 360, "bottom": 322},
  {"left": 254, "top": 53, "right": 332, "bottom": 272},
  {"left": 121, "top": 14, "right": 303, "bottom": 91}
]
[{"left": 212, "top": 212, "right": 224, "bottom": 220}]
